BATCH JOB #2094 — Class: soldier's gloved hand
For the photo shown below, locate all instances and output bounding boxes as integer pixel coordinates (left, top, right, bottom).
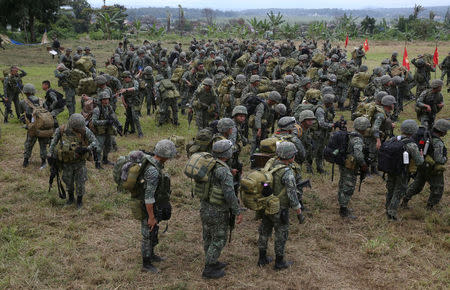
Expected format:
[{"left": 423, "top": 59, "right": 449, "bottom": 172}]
[{"left": 75, "top": 147, "right": 90, "bottom": 155}]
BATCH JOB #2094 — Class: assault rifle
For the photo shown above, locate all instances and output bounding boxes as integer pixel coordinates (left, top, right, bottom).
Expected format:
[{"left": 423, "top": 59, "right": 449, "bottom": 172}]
[
  {"left": 48, "top": 157, "right": 66, "bottom": 199},
  {"left": 296, "top": 179, "right": 311, "bottom": 224},
  {"left": 108, "top": 116, "right": 123, "bottom": 136},
  {"left": 229, "top": 210, "right": 235, "bottom": 243}
]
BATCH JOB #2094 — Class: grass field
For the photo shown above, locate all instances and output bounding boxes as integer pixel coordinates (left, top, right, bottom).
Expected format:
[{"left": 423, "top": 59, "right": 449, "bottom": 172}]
[{"left": 0, "top": 39, "right": 449, "bottom": 289}]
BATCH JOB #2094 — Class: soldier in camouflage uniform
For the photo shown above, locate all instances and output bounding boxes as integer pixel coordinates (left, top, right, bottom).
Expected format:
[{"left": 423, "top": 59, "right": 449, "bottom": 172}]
[
  {"left": 353, "top": 45, "right": 366, "bottom": 67},
  {"left": 54, "top": 63, "right": 76, "bottom": 115},
  {"left": 439, "top": 52, "right": 450, "bottom": 88},
  {"left": 229, "top": 74, "right": 247, "bottom": 106},
  {"left": 241, "top": 75, "right": 260, "bottom": 104},
  {"left": 201, "top": 140, "right": 243, "bottom": 279},
  {"left": 335, "top": 59, "right": 352, "bottom": 110},
  {"left": 231, "top": 105, "right": 248, "bottom": 146},
  {"left": 250, "top": 91, "right": 281, "bottom": 157},
  {"left": 190, "top": 78, "right": 219, "bottom": 130},
  {"left": 292, "top": 77, "right": 311, "bottom": 109},
  {"left": 384, "top": 120, "right": 424, "bottom": 220},
  {"left": 48, "top": 113, "right": 98, "bottom": 208},
  {"left": 141, "top": 66, "right": 155, "bottom": 116},
  {"left": 83, "top": 46, "right": 97, "bottom": 67},
  {"left": 314, "top": 93, "right": 336, "bottom": 173},
  {"left": 20, "top": 84, "right": 50, "bottom": 169},
  {"left": 91, "top": 92, "right": 119, "bottom": 169},
  {"left": 411, "top": 58, "right": 434, "bottom": 98},
  {"left": 59, "top": 48, "right": 73, "bottom": 70},
  {"left": 4, "top": 66, "right": 26, "bottom": 119},
  {"left": 42, "top": 80, "right": 65, "bottom": 120},
  {"left": 415, "top": 79, "right": 444, "bottom": 130},
  {"left": 337, "top": 117, "right": 370, "bottom": 219},
  {"left": 137, "top": 140, "right": 177, "bottom": 273},
  {"left": 295, "top": 110, "right": 316, "bottom": 173},
  {"left": 156, "top": 57, "right": 172, "bottom": 79},
  {"left": 403, "top": 119, "right": 449, "bottom": 209},
  {"left": 257, "top": 142, "right": 301, "bottom": 270},
  {"left": 181, "top": 61, "right": 207, "bottom": 112},
  {"left": 120, "top": 71, "right": 143, "bottom": 137},
  {"left": 155, "top": 75, "right": 180, "bottom": 126}
]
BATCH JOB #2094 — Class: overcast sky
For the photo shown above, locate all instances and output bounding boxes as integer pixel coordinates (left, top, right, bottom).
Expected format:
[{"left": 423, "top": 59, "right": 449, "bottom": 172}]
[{"left": 88, "top": 0, "right": 449, "bottom": 10}]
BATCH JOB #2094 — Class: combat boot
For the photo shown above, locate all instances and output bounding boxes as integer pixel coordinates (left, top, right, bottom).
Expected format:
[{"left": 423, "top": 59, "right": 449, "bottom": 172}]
[
  {"left": 212, "top": 261, "right": 228, "bottom": 270},
  {"left": 274, "top": 255, "right": 292, "bottom": 270},
  {"left": 257, "top": 249, "right": 273, "bottom": 267},
  {"left": 102, "top": 156, "right": 113, "bottom": 165},
  {"left": 66, "top": 192, "right": 74, "bottom": 205},
  {"left": 95, "top": 161, "right": 103, "bottom": 170},
  {"left": 22, "top": 158, "right": 29, "bottom": 168},
  {"left": 151, "top": 249, "right": 167, "bottom": 263},
  {"left": 339, "top": 207, "right": 356, "bottom": 219},
  {"left": 400, "top": 198, "right": 409, "bottom": 209},
  {"left": 142, "top": 257, "right": 158, "bottom": 273},
  {"left": 202, "top": 264, "right": 225, "bottom": 279},
  {"left": 76, "top": 196, "right": 83, "bottom": 209},
  {"left": 39, "top": 158, "right": 47, "bottom": 170}
]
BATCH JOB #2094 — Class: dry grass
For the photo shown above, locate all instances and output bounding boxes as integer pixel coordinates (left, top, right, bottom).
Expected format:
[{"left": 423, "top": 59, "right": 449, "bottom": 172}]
[{"left": 0, "top": 39, "right": 449, "bottom": 289}]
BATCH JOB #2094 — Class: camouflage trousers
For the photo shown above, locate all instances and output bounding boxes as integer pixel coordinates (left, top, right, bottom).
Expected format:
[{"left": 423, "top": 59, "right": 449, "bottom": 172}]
[
  {"left": 125, "top": 106, "right": 143, "bottom": 135},
  {"left": 159, "top": 98, "right": 178, "bottom": 125},
  {"left": 6, "top": 91, "right": 21, "bottom": 118},
  {"left": 415, "top": 83, "right": 429, "bottom": 99},
  {"left": 64, "top": 87, "right": 76, "bottom": 115},
  {"left": 50, "top": 107, "right": 64, "bottom": 118},
  {"left": 62, "top": 161, "right": 87, "bottom": 198},
  {"left": 441, "top": 69, "right": 449, "bottom": 85},
  {"left": 364, "top": 136, "right": 378, "bottom": 169},
  {"left": 195, "top": 109, "right": 215, "bottom": 130},
  {"left": 335, "top": 85, "right": 348, "bottom": 107},
  {"left": 405, "top": 169, "right": 444, "bottom": 207},
  {"left": 23, "top": 133, "right": 50, "bottom": 160},
  {"left": 141, "top": 218, "right": 158, "bottom": 259},
  {"left": 257, "top": 210, "right": 289, "bottom": 257},
  {"left": 312, "top": 132, "right": 328, "bottom": 171},
  {"left": 200, "top": 202, "right": 229, "bottom": 266},
  {"left": 418, "top": 114, "right": 435, "bottom": 130},
  {"left": 337, "top": 166, "right": 357, "bottom": 207},
  {"left": 385, "top": 173, "right": 408, "bottom": 217},
  {"left": 96, "top": 134, "right": 112, "bottom": 161}
]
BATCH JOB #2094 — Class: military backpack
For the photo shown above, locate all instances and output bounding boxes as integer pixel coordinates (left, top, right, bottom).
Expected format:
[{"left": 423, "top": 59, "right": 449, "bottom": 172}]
[
  {"left": 378, "top": 136, "right": 413, "bottom": 174},
  {"left": 323, "top": 131, "right": 350, "bottom": 166}
]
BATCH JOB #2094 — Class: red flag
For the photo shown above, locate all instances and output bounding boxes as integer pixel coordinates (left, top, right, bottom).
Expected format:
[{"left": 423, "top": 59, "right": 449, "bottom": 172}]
[
  {"left": 433, "top": 46, "right": 439, "bottom": 67},
  {"left": 345, "top": 35, "right": 349, "bottom": 48},
  {"left": 402, "top": 46, "right": 410, "bottom": 71},
  {"left": 363, "top": 38, "right": 369, "bottom": 52}
]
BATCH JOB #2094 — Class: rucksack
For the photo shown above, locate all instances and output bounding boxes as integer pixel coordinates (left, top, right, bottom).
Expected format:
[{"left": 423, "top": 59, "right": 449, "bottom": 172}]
[
  {"left": 184, "top": 152, "right": 218, "bottom": 200},
  {"left": 323, "top": 131, "right": 350, "bottom": 166},
  {"left": 75, "top": 56, "right": 93, "bottom": 74},
  {"left": 260, "top": 135, "right": 294, "bottom": 154},
  {"left": 240, "top": 165, "right": 286, "bottom": 214},
  {"left": 25, "top": 98, "right": 55, "bottom": 138},
  {"left": 113, "top": 151, "right": 149, "bottom": 197},
  {"left": 351, "top": 102, "right": 383, "bottom": 122},
  {"left": 69, "top": 69, "right": 87, "bottom": 88},
  {"left": 244, "top": 95, "right": 265, "bottom": 116},
  {"left": 185, "top": 128, "right": 214, "bottom": 157},
  {"left": 412, "top": 126, "right": 432, "bottom": 155},
  {"left": 378, "top": 137, "right": 412, "bottom": 174},
  {"left": 159, "top": 79, "right": 180, "bottom": 99},
  {"left": 171, "top": 67, "right": 185, "bottom": 83},
  {"left": 47, "top": 89, "right": 66, "bottom": 109},
  {"left": 351, "top": 72, "right": 371, "bottom": 89}
]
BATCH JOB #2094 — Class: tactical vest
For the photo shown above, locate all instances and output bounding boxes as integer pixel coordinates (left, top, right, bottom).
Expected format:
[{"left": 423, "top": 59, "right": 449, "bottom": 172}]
[
  {"left": 56, "top": 126, "right": 90, "bottom": 163},
  {"left": 7, "top": 74, "right": 22, "bottom": 93},
  {"left": 140, "top": 157, "right": 171, "bottom": 204},
  {"left": 270, "top": 164, "right": 290, "bottom": 209},
  {"left": 207, "top": 160, "right": 230, "bottom": 206},
  {"left": 295, "top": 103, "right": 321, "bottom": 131},
  {"left": 93, "top": 106, "right": 114, "bottom": 135}
]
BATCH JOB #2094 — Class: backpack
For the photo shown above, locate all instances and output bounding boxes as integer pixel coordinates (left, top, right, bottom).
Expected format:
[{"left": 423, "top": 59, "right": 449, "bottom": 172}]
[
  {"left": 74, "top": 56, "right": 93, "bottom": 74},
  {"left": 76, "top": 77, "right": 97, "bottom": 95},
  {"left": 412, "top": 126, "right": 432, "bottom": 155},
  {"left": 185, "top": 128, "right": 214, "bottom": 157},
  {"left": 351, "top": 72, "right": 371, "bottom": 89},
  {"left": 236, "top": 53, "right": 250, "bottom": 67},
  {"left": 244, "top": 95, "right": 265, "bottom": 116},
  {"left": 159, "top": 79, "right": 180, "bottom": 99},
  {"left": 171, "top": 67, "right": 185, "bottom": 83},
  {"left": 184, "top": 152, "right": 218, "bottom": 200},
  {"left": 69, "top": 69, "right": 87, "bottom": 88},
  {"left": 378, "top": 137, "right": 412, "bottom": 174},
  {"left": 351, "top": 102, "right": 383, "bottom": 122},
  {"left": 257, "top": 77, "right": 272, "bottom": 93},
  {"left": 47, "top": 89, "right": 66, "bottom": 109},
  {"left": 113, "top": 151, "right": 149, "bottom": 197},
  {"left": 217, "top": 76, "right": 234, "bottom": 96},
  {"left": 260, "top": 135, "right": 294, "bottom": 154},
  {"left": 25, "top": 98, "right": 55, "bottom": 138},
  {"left": 240, "top": 165, "right": 286, "bottom": 214},
  {"left": 323, "top": 131, "right": 350, "bottom": 166},
  {"left": 311, "top": 53, "right": 325, "bottom": 66}
]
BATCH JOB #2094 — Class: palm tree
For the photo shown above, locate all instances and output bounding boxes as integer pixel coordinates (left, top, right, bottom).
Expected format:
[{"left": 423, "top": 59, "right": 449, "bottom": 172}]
[
  {"left": 413, "top": 4, "right": 424, "bottom": 19},
  {"left": 96, "top": 10, "right": 121, "bottom": 40},
  {"left": 267, "top": 11, "right": 285, "bottom": 39}
]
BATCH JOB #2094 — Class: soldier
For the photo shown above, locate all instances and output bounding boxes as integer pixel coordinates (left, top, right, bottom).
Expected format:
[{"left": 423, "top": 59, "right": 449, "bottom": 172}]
[
  {"left": 411, "top": 57, "right": 434, "bottom": 98},
  {"left": 73, "top": 46, "right": 83, "bottom": 60},
  {"left": 20, "top": 84, "right": 50, "bottom": 169},
  {"left": 157, "top": 57, "right": 172, "bottom": 79},
  {"left": 141, "top": 66, "right": 155, "bottom": 116},
  {"left": 250, "top": 91, "right": 281, "bottom": 157},
  {"left": 390, "top": 52, "right": 399, "bottom": 67},
  {"left": 137, "top": 140, "right": 177, "bottom": 273},
  {"left": 403, "top": 119, "right": 448, "bottom": 209},
  {"left": 96, "top": 75, "right": 114, "bottom": 109},
  {"left": 231, "top": 105, "right": 248, "bottom": 146},
  {"left": 415, "top": 79, "right": 444, "bottom": 130},
  {"left": 4, "top": 66, "right": 27, "bottom": 119},
  {"left": 201, "top": 140, "right": 243, "bottom": 279},
  {"left": 190, "top": 78, "right": 219, "bottom": 130},
  {"left": 353, "top": 45, "right": 366, "bottom": 67},
  {"left": 314, "top": 93, "right": 335, "bottom": 173},
  {"left": 292, "top": 77, "right": 311, "bottom": 109},
  {"left": 439, "top": 52, "right": 450, "bottom": 89},
  {"left": 91, "top": 91, "right": 119, "bottom": 169},
  {"left": 48, "top": 113, "right": 98, "bottom": 208},
  {"left": 155, "top": 75, "right": 180, "bottom": 126},
  {"left": 83, "top": 46, "right": 96, "bottom": 67},
  {"left": 257, "top": 141, "right": 301, "bottom": 270},
  {"left": 54, "top": 63, "right": 76, "bottom": 115},
  {"left": 115, "top": 42, "right": 124, "bottom": 55},
  {"left": 59, "top": 48, "right": 73, "bottom": 70},
  {"left": 132, "top": 49, "right": 153, "bottom": 76},
  {"left": 181, "top": 61, "right": 207, "bottom": 112},
  {"left": 103, "top": 74, "right": 123, "bottom": 112},
  {"left": 336, "top": 117, "right": 370, "bottom": 219},
  {"left": 119, "top": 71, "right": 143, "bottom": 137},
  {"left": 229, "top": 74, "right": 247, "bottom": 106},
  {"left": 383, "top": 120, "right": 424, "bottom": 220},
  {"left": 42, "top": 80, "right": 65, "bottom": 120},
  {"left": 335, "top": 59, "right": 352, "bottom": 111},
  {"left": 241, "top": 75, "right": 260, "bottom": 104}
]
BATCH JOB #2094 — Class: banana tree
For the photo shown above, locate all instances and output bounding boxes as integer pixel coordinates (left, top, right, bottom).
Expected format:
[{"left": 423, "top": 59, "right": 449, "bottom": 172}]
[
  {"left": 267, "top": 11, "right": 285, "bottom": 39},
  {"left": 96, "top": 10, "right": 122, "bottom": 40}
]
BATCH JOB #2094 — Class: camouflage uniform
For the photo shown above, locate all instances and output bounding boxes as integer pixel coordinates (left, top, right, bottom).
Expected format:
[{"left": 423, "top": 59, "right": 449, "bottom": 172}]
[
  {"left": 141, "top": 69, "right": 155, "bottom": 115},
  {"left": 92, "top": 103, "right": 117, "bottom": 164},
  {"left": 404, "top": 130, "right": 447, "bottom": 208},
  {"left": 4, "top": 69, "right": 26, "bottom": 118},
  {"left": 54, "top": 68, "right": 76, "bottom": 115},
  {"left": 411, "top": 58, "right": 434, "bottom": 98},
  {"left": 190, "top": 83, "right": 219, "bottom": 130},
  {"left": 59, "top": 53, "right": 73, "bottom": 70},
  {"left": 314, "top": 102, "right": 335, "bottom": 172},
  {"left": 385, "top": 135, "right": 423, "bottom": 219},
  {"left": 122, "top": 78, "right": 143, "bottom": 136},
  {"left": 415, "top": 87, "right": 444, "bottom": 129},
  {"left": 250, "top": 100, "right": 274, "bottom": 156},
  {"left": 439, "top": 54, "right": 450, "bottom": 86},
  {"left": 20, "top": 95, "right": 50, "bottom": 164},
  {"left": 44, "top": 89, "right": 65, "bottom": 118},
  {"left": 48, "top": 114, "right": 98, "bottom": 206},
  {"left": 258, "top": 152, "right": 301, "bottom": 267},
  {"left": 155, "top": 79, "right": 179, "bottom": 126}
]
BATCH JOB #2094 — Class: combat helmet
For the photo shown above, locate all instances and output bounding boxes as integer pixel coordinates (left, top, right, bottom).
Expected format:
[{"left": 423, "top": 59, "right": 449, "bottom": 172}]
[
  {"left": 23, "top": 83, "right": 36, "bottom": 95},
  {"left": 400, "top": 119, "right": 418, "bottom": 135},
  {"left": 217, "top": 118, "right": 235, "bottom": 133},
  {"left": 232, "top": 105, "right": 248, "bottom": 117},
  {"left": 278, "top": 116, "right": 296, "bottom": 131},
  {"left": 212, "top": 139, "right": 233, "bottom": 159},
  {"left": 433, "top": 119, "right": 450, "bottom": 133},
  {"left": 298, "top": 110, "right": 316, "bottom": 123},
  {"left": 353, "top": 117, "right": 371, "bottom": 131},
  {"left": 154, "top": 139, "right": 177, "bottom": 159},
  {"left": 68, "top": 113, "right": 86, "bottom": 132},
  {"left": 276, "top": 141, "right": 297, "bottom": 160}
]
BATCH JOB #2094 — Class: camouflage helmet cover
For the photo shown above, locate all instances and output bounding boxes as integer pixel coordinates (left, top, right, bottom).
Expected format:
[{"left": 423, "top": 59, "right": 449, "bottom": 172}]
[
  {"left": 68, "top": 113, "right": 86, "bottom": 132},
  {"left": 217, "top": 118, "right": 235, "bottom": 133},
  {"left": 23, "top": 83, "right": 36, "bottom": 94},
  {"left": 154, "top": 139, "right": 177, "bottom": 159},
  {"left": 353, "top": 117, "right": 371, "bottom": 131},
  {"left": 297, "top": 110, "right": 316, "bottom": 123},
  {"left": 232, "top": 105, "right": 248, "bottom": 117},
  {"left": 400, "top": 119, "right": 419, "bottom": 135},
  {"left": 212, "top": 139, "right": 233, "bottom": 159},
  {"left": 276, "top": 141, "right": 297, "bottom": 159}
]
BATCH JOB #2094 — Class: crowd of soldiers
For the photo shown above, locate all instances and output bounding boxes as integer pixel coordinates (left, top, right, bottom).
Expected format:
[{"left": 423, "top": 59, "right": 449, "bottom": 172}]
[{"left": 1, "top": 37, "right": 448, "bottom": 279}]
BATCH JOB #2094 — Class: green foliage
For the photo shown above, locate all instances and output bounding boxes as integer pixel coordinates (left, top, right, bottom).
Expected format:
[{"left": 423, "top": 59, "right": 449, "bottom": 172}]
[
  {"left": 361, "top": 16, "right": 376, "bottom": 35},
  {"left": 89, "top": 30, "right": 105, "bottom": 40},
  {"left": 267, "top": 11, "right": 285, "bottom": 39}
]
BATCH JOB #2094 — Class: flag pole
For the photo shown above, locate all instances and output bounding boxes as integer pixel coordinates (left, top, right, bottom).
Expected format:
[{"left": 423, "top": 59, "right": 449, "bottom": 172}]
[{"left": 434, "top": 40, "right": 437, "bottom": 79}]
